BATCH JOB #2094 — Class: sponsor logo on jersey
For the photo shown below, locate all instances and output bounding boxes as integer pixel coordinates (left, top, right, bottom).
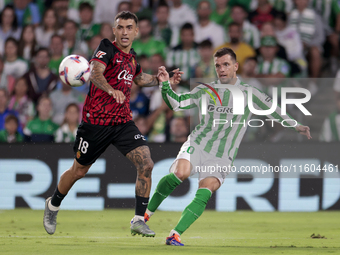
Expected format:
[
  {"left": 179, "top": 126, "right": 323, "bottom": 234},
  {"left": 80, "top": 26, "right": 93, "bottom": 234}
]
[
  {"left": 134, "top": 134, "right": 146, "bottom": 141},
  {"left": 96, "top": 51, "right": 106, "bottom": 59},
  {"left": 118, "top": 70, "right": 133, "bottom": 82},
  {"left": 207, "top": 104, "right": 233, "bottom": 113}
]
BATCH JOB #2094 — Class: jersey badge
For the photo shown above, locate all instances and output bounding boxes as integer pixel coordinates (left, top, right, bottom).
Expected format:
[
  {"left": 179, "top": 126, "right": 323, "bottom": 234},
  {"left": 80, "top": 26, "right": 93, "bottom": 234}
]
[{"left": 96, "top": 51, "right": 106, "bottom": 59}]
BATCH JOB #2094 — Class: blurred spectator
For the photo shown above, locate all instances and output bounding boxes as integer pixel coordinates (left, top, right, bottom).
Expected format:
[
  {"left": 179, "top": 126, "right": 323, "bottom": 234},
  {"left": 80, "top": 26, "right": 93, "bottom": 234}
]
[
  {"left": 153, "top": 3, "right": 173, "bottom": 47},
  {"left": 50, "top": 81, "right": 85, "bottom": 125},
  {"left": 138, "top": 54, "right": 151, "bottom": 75},
  {"left": 67, "top": 0, "right": 96, "bottom": 23},
  {"left": 228, "top": 0, "right": 257, "bottom": 11},
  {"left": 0, "top": 55, "right": 15, "bottom": 91},
  {"left": 312, "top": 0, "right": 340, "bottom": 74},
  {"left": 100, "top": 22, "right": 114, "bottom": 41},
  {"left": 8, "top": 77, "right": 35, "bottom": 128},
  {"left": 35, "top": 8, "right": 60, "bottom": 48},
  {"left": 51, "top": 0, "right": 69, "bottom": 27},
  {"left": 289, "top": 0, "right": 325, "bottom": 80},
  {"left": 231, "top": 4, "right": 260, "bottom": 49},
  {"left": 0, "top": 5, "right": 21, "bottom": 42},
  {"left": 210, "top": 0, "right": 232, "bottom": 29},
  {"left": 319, "top": 96, "right": 340, "bottom": 142},
  {"left": 255, "top": 36, "right": 290, "bottom": 94},
  {"left": 215, "top": 22, "right": 256, "bottom": 73},
  {"left": 150, "top": 54, "right": 165, "bottom": 76},
  {"left": 24, "top": 96, "right": 59, "bottom": 142},
  {"left": 170, "top": 117, "right": 189, "bottom": 143},
  {"left": 48, "top": 34, "right": 64, "bottom": 75},
  {"left": 23, "top": 47, "right": 58, "bottom": 103},
  {"left": 194, "top": 1, "right": 226, "bottom": 48},
  {"left": 134, "top": 115, "right": 148, "bottom": 138},
  {"left": 132, "top": 18, "right": 166, "bottom": 59},
  {"left": 3, "top": 37, "right": 28, "bottom": 79},
  {"left": 0, "top": 114, "right": 23, "bottom": 143},
  {"left": 13, "top": 0, "right": 41, "bottom": 27},
  {"left": 274, "top": 12, "right": 307, "bottom": 76},
  {"left": 195, "top": 39, "right": 217, "bottom": 79},
  {"left": 166, "top": 23, "right": 200, "bottom": 81},
  {"left": 89, "top": 34, "right": 102, "bottom": 57},
  {"left": 249, "top": 0, "right": 278, "bottom": 29},
  {"left": 0, "top": 88, "right": 22, "bottom": 134},
  {"left": 55, "top": 103, "right": 80, "bottom": 143},
  {"left": 239, "top": 57, "right": 262, "bottom": 88},
  {"left": 168, "top": 0, "right": 197, "bottom": 47},
  {"left": 18, "top": 24, "right": 37, "bottom": 62},
  {"left": 130, "top": 82, "right": 149, "bottom": 119},
  {"left": 131, "top": 0, "right": 152, "bottom": 20},
  {"left": 62, "top": 19, "right": 88, "bottom": 56},
  {"left": 268, "top": 0, "right": 293, "bottom": 13},
  {"left": 117, "top": 1, "right": 132, "bottom": 13},
  {"left": 76, "top": 2, "right": 101, "bottom": 42},
  {"left": 93, "top": 0, "right": 124, "bottom": 24}
]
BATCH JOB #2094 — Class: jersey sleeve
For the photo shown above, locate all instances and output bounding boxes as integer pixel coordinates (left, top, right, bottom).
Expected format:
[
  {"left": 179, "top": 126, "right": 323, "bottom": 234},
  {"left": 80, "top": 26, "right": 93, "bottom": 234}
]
[
  {"left": 90, "top": 39, "right": 113, "bottom": 67},
  {"left": 134, "top": 63, "right": 142, "bottom": 79},
  {"left": 250, "top": 86, "right": 300, "bottom": 131},
  {"left": 160, "top": 80, "right": 200, "bottom": 111}
]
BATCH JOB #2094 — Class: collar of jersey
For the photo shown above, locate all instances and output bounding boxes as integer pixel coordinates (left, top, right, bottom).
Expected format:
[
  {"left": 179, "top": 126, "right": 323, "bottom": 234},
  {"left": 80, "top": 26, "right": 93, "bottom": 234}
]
[
  {"left": 112, "top": 41, "right": 133, "bottom": 56},
  {"left": 215, "top": 77, "right": 241, "bottom": 87}
]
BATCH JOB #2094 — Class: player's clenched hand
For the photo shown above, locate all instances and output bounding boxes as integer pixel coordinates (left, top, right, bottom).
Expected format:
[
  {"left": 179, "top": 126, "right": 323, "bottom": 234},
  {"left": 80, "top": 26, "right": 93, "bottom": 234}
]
[
  {"left": 296, "top": 125, "right": 312, "bottom": 139},
  {"left": 169, "top": 68, "right": 184, "bottom": 85},
  {"left": 157, "top": 66, "right": 169, "bottom": 82},
  {"left": 108, "top": 89, "right": 125, "bottom": 104}
]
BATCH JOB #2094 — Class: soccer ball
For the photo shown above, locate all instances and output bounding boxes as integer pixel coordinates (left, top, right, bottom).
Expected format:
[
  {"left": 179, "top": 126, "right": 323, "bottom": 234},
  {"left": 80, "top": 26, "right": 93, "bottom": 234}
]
[{"left": 59, "top": 55, "right": 90, "bottom": 87}]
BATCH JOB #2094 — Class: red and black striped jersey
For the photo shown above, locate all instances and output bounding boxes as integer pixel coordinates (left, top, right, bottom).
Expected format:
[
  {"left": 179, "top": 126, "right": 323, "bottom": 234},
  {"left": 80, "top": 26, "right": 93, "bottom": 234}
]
[{"left": 82, "top": 39, "right": 142, "bottom": 126}]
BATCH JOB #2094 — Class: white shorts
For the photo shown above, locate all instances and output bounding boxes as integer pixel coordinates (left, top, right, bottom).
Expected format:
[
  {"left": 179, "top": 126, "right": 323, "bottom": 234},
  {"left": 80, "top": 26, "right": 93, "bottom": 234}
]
[{"left": 170, "top": 139, "right": 232, "bottom": 185}]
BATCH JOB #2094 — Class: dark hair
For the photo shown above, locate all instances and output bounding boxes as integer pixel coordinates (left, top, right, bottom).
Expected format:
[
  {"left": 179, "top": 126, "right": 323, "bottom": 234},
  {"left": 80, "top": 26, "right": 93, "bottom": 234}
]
[
  {"left": 228, "top": 22, "right": 241, "bottom": 29},
  {"left": 35, "top": 47, "right": 51, "bottom": 58},
  {"left": 213, "top": 47, "right": 237, "bottom": 62},
  {"left": 64, "top": 19, "right": 78, "bottom": 28},
  {"left": 18, "top": 25, "right": 37, "bottom": 59},
  {"left": 157, "top": 1, "right": 169, "bottom": 9},
  {"left": 115, "top": 11, "right": 138, "bottom": 26},
  {"left": 199, "top": 39, "right": 212, "bottom": 48},
  {"left": 180, "top": 22, "right": 193, "bottom": 32},
  {"left": 79, "top": 2, "right": 93, "bottom": 11},
  {"left": 198, "top": 0, "right": 211, "bottom": 9},
  {"left": 42, "top": 8, "right": 59, "bottom": 31},
  {"left": 139, "top": 54, "right": 148, "bottom": 60},
  {"left": 5, "top": 36, "right": 18, "bottom": 47},
  {"left": 244, "top": 56, "right": 257, "bottom": 63},
  {"left": 0, "top": 5, "right": 18, "bottom": 31},
  {"left": 5, "top": 114, "right": 19, "bottom": 125},
  {"left": 275, "top": 11, "right": 287, "bottom": 22},
  {"left": 50, "top": 33, "right": 63, "bottom": 43},
  {"left": 232, "top": 4, "right": 246, "bottom": 12}
]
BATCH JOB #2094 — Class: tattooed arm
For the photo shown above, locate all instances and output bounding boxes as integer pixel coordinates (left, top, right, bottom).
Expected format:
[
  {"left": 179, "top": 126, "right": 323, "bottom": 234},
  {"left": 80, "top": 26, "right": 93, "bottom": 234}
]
[
  {"left": 133, "top": 72, "right": 159, "bottom": 87},
  {"left": 134, "top": 68, "right": 183, "bottom": 87},
  {"left": 89, "top": 61, "right": 125, "bottom": 104}
]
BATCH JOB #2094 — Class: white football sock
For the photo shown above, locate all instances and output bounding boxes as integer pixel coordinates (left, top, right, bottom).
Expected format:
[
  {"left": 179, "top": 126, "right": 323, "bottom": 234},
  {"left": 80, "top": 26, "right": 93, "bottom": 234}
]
[
  {"left": 133, "top": 215, "right": 144, "bottom": 222},
  {"left": 48, "top": 200, "right": 60, "bottom": 211}
]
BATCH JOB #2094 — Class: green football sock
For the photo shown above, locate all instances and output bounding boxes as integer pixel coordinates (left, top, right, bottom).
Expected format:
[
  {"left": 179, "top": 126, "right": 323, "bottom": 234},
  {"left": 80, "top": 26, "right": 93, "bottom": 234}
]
[
  {"left": 147, "top": 173, "right": 182, "bottom": 213},
  {"left": 174, "top": 188, "right": 212, "bottom": 235}
]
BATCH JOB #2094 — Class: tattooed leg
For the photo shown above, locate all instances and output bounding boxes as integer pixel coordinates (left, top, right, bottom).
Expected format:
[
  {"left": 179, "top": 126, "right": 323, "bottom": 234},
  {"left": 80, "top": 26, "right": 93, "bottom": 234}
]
[{"left": 126, "top": 145, "right": 154, "bottom": 197}]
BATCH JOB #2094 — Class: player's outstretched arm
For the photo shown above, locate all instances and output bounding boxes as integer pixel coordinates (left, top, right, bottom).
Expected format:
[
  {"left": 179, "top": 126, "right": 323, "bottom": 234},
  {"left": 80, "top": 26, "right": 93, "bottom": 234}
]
[
  {"left": 90, "top": 61, "right": 125, "bottom": 104},
  {"left": 158, "top": 66, "right": 197, "bottom": 111},
  {"left": 134, "top": 68, "right": 183, "bottom": 87}
]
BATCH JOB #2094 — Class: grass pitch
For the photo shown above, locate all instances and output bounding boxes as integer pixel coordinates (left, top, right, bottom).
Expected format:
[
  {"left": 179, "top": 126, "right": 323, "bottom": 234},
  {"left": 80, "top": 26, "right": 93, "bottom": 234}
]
[{"left": 0, "top": 209, "right": 339, "bottom": 254}]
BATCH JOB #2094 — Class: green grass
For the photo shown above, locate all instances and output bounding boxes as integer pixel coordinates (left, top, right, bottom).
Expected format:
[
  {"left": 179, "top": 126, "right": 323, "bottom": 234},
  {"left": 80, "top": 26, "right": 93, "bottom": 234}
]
[{"left": 0, "top": 209, "right": 339, "bottom": 254}]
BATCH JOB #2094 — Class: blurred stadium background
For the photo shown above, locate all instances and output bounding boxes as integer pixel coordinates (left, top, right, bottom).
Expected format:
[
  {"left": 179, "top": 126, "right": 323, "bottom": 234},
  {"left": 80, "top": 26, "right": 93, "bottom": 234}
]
[{"left": 0, "top": 0, "right": 339, "bottom": 253}]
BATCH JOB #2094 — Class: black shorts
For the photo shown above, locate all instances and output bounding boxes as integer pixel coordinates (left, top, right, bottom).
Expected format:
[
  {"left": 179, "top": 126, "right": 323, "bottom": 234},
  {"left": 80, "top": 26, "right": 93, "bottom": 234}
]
[{"left": 73, "top": 120, "right": 148, "bottom": 165}]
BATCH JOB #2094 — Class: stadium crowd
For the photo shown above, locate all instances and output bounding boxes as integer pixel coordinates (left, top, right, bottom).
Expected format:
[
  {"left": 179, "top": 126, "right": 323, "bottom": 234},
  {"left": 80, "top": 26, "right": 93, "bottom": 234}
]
[{"left": 0, "top": 0, "right": 339, "bottom": 143}]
